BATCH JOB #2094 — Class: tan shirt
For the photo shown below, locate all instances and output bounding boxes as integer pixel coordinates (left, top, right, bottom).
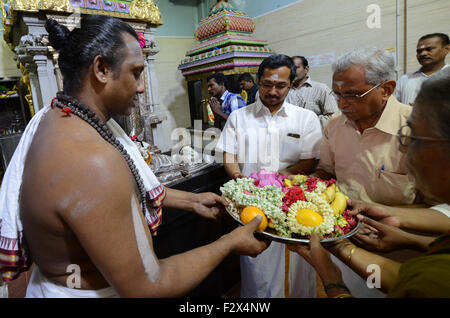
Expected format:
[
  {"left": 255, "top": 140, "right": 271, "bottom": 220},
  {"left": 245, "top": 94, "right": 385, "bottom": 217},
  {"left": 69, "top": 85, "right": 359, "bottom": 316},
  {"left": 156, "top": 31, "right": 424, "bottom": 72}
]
[{"left": 317, "top": 96, "right": 416, "bottom": 206}]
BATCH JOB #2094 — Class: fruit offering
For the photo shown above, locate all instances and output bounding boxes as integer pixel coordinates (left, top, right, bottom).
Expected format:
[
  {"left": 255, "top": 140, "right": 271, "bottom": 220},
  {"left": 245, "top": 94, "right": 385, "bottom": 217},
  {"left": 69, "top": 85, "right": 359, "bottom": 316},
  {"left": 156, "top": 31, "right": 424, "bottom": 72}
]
[{"left": 220, "top": 169, "right": 358, "bottom": 239}]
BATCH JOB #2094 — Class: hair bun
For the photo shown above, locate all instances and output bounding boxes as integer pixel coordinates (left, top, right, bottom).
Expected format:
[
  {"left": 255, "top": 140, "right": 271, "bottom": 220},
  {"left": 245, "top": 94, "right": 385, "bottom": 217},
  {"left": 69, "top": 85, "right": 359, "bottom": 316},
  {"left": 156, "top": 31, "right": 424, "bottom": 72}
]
[{"left": 45, "top": 19, "right": 70, "bottom": 50}]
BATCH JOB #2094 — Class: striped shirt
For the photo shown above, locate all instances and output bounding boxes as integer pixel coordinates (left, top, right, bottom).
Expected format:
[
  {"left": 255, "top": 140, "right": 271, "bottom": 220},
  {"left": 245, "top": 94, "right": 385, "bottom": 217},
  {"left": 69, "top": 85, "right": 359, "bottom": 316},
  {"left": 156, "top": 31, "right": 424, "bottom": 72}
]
[
  {"left": 285, "top": 77, "right": 339, "bottom": 130},
  {"left": 394, "top": 64, "right": 449, "bottom": 105},
  {"left": 220, "top": 90, "right": 246, "bottom": 115}
]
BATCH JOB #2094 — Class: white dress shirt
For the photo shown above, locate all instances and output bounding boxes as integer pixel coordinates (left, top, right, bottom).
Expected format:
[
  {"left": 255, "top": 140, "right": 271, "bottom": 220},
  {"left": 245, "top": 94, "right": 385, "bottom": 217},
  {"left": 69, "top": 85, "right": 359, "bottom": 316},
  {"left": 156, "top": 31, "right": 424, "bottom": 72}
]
[
  {"left": 216, "top": 98, "right": 322, "bottom": 176},
  {"left": 216, "top": 98, "right": 322, "bottom": 298}
]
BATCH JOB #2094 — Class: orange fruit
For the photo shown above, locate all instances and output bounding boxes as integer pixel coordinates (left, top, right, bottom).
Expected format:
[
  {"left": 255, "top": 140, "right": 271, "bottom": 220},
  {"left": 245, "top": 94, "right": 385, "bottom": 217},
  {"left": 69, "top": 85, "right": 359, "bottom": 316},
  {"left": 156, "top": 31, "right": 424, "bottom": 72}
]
[
  {"left": 240, "top": 206, "right": 268, "bottom": 231},
  {"left": 296, "top": 208, "right": 323, "bottom": 227}
]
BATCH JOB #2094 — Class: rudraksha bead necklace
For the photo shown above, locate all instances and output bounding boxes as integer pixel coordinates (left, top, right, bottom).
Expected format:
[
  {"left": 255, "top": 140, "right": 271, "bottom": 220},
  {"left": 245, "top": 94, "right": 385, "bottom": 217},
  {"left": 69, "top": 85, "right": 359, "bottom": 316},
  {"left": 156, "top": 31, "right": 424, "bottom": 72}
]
[{"left": 53, "top": 92, "right": 148, "bottom": 214}]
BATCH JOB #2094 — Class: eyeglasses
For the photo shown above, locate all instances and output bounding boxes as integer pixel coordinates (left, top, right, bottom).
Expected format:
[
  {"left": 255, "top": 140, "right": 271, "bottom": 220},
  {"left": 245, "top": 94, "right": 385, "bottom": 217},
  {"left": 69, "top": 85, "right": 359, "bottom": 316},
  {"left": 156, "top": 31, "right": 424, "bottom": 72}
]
[
  {"left": 259, "top": 82, "right": 290, "bottom": 91},
  {"left": 396, "top": 124, "right": 450, "bottom": 147},
  {"left": 331, "top": 82, "right": 383, "bottom": 102}
]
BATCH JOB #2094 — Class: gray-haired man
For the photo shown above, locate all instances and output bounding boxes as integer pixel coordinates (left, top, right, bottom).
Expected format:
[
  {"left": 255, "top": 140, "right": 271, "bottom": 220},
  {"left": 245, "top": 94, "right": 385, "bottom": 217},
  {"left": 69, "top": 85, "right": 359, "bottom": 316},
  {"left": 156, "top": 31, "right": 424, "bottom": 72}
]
[{"left": 313, "top": 47, "right": 419, "bottom": 297}]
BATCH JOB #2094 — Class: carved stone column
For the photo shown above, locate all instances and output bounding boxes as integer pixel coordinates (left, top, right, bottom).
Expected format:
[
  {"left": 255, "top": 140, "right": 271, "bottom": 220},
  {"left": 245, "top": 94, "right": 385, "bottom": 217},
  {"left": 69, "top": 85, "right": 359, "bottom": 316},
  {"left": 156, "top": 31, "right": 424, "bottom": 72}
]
[
  {"left": 142, "top": 28, "right": 168, "bottom": 152},
  {"left": 12, "top": 14, "right": 58, "bottom": 113},
  {"left": 30, "top": 47, "right": 58, "bottom": 109},
  {"left": 20, "top": 57, "right": 42, "bottom": 114}
]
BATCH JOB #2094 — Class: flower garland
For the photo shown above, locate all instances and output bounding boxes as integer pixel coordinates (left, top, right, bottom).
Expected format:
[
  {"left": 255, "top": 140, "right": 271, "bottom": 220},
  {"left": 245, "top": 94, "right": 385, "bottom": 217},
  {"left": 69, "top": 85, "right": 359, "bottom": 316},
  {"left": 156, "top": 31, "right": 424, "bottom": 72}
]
[
  {"left": 286, "top": 191, "right": 335, "bottom": 236},
  {"left": 220, "top": 178, "right": 290, "bottom": 236},
  {"left": 221, "top": 171, "right": 357, "bottom": 239}
]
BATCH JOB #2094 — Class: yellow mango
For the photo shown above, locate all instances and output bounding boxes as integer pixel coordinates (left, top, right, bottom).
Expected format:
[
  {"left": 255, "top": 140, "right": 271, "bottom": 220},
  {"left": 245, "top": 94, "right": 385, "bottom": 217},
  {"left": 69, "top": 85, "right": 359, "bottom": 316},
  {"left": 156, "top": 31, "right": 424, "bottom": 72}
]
[
  {"left": 292, "top": 175, "right": 307, "bottom": 186},
  {"left": 323, "top": 184, "right": 336, "bottom": 203},
  {"left": 296, "top": 209, "right": 323, "bottom": 227},
  {"left": 284, "top": 178, "right": 293, "bottom": 188},
  {"left": 331, "top": 192, "right": 347, "bottom": 216}
]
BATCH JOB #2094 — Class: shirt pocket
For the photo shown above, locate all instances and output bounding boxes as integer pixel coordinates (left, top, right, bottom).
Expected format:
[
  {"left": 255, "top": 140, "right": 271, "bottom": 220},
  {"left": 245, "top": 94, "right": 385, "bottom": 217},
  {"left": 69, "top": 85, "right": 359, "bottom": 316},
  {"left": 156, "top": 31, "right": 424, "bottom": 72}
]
[
  {"left": 371, "top": 170, "right": 416, "bottom": 205},
  {"left": 279, "top": 133, "right": 303, "bottom": 163}
]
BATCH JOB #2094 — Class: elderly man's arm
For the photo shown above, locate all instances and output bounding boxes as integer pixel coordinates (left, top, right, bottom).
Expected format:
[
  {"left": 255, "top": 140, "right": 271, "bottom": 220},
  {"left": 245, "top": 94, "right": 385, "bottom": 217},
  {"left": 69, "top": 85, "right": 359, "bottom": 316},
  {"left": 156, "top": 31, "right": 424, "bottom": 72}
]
[
  {"left": 311, "top": 168, "right": 336, "bottom": 180},
  {"left": 280, "top": 158, "right": 316, "bottom": 176}
]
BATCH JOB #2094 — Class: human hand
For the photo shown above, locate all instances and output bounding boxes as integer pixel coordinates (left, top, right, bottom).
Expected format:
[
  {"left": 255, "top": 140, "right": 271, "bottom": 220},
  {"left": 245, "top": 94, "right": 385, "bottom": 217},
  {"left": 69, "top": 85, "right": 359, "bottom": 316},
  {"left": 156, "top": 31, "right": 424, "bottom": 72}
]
[
  {"left": 229, "top": 215, "right": 269, "bottom": 257},
  {"left": 287, "top": 234, "right": 343, "bottom": 286},
  {"left": 351, "top": 215, "right": 412, "bottom": 252},
  {"left": 192, "top": 192, "right": 229, "bottom": 221},
  {"left": 347, "top": 199, "right": 400, "bottom": 227},
  {"left": 231, "top": 171, "right": 246, "bottom": 180},
  {"left": 210, "top": 97, "right": 221, "bottom": 114}
]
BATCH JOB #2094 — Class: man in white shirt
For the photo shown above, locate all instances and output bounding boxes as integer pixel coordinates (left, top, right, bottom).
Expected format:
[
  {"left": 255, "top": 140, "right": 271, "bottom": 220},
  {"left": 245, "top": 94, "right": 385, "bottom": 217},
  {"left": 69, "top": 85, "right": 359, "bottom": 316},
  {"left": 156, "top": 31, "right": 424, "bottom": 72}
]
[
  {"left": 394, "top": 33, "right": 449, "bottom": 105},
  {"left": 216, "top": 54, "right": 323, "bottom": 297},
  {"left": 285, "top": 56, "right": 339, "bottom": 129}
]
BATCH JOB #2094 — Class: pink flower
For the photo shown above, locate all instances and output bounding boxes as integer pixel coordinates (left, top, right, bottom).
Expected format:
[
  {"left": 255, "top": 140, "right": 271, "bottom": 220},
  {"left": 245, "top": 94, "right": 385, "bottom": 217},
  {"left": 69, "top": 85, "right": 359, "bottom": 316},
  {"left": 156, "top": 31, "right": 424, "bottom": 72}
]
[
  {"left": 138, "top": 32, "right": 146, "bottom": 48},
  {"left": 249, "top": 169, "right": 286, "bottom": 189}
]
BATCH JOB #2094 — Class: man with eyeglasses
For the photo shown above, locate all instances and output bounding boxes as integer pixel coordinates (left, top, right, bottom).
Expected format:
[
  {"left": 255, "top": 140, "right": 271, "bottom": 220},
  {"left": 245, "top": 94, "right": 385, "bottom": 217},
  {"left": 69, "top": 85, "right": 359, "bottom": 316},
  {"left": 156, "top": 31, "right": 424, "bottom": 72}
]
[
  {"left": 287, "top": 68, "right": 450, "bottom": 298},
  {"left": 216, "top": 54, "right": 322, "bottom": 298},
  {"left": 394, "top": 33, "right": 449, "bottom": 105},
  {"left": 314, "top": 47, "right": 419, "bottom": 298}
]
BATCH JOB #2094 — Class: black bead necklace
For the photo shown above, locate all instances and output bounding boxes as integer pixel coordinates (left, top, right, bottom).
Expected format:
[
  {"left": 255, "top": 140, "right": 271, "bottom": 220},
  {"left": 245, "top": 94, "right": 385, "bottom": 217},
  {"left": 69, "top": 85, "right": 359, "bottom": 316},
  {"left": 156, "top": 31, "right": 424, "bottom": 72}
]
[{"left": 54, "top": 92, "right": 148, "bottom": 214}]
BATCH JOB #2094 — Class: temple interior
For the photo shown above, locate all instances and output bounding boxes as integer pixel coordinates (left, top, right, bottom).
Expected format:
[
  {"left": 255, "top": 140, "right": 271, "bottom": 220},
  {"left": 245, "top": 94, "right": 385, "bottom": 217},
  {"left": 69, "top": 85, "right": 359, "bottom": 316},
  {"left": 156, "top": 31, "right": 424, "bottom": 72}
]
[{"left": 0, "top": 0, "right": 449, "bottom": 300}]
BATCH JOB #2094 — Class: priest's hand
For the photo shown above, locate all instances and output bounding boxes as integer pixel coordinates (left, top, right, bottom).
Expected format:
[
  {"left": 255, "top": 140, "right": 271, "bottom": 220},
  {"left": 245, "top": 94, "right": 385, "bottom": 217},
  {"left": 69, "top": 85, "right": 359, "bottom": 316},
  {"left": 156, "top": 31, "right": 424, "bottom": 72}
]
[{"left": 191, "top": 192, "right": 229, "bottom": 221}]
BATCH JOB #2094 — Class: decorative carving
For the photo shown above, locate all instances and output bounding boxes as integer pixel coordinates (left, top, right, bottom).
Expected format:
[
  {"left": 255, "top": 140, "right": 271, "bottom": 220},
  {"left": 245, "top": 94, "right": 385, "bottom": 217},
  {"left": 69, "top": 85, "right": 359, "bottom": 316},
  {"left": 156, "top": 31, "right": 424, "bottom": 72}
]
[
  {"left": 129, "top": 0, "right": 163, "bottom": 25},
  {"left": 19, "top": 62, "right": 35, "bottom": 117},
  {"left": 12, "top": 0, "right": 40, "bottom": 11},
  {"left": 12, "top": 0, "right": 72, "bottom": 11},
  {"left": 40, "top": 0, "right": 73, "bottom": 12}
]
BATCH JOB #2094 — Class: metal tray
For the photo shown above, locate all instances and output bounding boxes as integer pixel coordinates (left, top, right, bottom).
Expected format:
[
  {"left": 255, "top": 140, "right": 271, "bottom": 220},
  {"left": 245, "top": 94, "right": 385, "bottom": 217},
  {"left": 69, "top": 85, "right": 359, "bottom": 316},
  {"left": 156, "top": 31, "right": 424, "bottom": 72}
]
[{"left": 225, "top": 205, "right": 363, "bottom": 245}]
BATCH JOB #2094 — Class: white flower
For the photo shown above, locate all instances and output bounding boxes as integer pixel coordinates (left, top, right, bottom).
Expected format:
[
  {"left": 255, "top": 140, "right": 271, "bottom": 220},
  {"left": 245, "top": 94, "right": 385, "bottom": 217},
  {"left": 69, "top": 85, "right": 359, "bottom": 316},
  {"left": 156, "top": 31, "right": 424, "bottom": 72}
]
[{"left": 221, "top": 176, "right": 347, "bottom": 239}]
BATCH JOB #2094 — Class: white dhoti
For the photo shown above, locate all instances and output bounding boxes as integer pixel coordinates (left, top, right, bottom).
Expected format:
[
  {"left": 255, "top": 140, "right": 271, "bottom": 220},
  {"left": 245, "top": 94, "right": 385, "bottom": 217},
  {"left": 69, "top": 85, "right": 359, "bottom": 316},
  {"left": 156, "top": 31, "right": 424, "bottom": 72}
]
[
  {"left": 240, "top": 242, "right": 316, "bottom": 298},
  {"left": 26, "top": 266, "right": 118, "bottom": 298}
]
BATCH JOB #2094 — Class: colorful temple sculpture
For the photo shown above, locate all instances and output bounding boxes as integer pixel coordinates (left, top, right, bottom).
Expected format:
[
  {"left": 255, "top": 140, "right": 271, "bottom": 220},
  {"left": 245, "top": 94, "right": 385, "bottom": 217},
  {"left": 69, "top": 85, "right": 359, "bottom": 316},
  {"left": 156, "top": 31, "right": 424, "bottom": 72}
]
[
  {"left": 1, "top": 0, "right": 170, "bottom": 153},
  {"left": 178, "top": 0, "right": 273, "bottom": 126}
]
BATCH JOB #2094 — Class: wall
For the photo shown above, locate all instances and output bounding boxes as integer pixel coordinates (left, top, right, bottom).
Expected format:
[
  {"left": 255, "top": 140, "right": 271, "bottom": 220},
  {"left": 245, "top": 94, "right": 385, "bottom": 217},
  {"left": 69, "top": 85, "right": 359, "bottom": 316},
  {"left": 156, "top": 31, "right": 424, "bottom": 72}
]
[
  {"left": 154, "top": 0, "right": 199, "bottom": 37},
  {"left": 154, "top": 36, "right": 196, "bottom": 149},
  {"left": 253, "top": 0, "right": 450, "bottom": 87},
  {"left": 404, "top": 0, "right": 450, "bottom": 72},
  {"left": 199, "top": 0, "right": 303, "bottom": 19},
  {"left": 0, "top": 39, "right": 20, "bottom": 78}
]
